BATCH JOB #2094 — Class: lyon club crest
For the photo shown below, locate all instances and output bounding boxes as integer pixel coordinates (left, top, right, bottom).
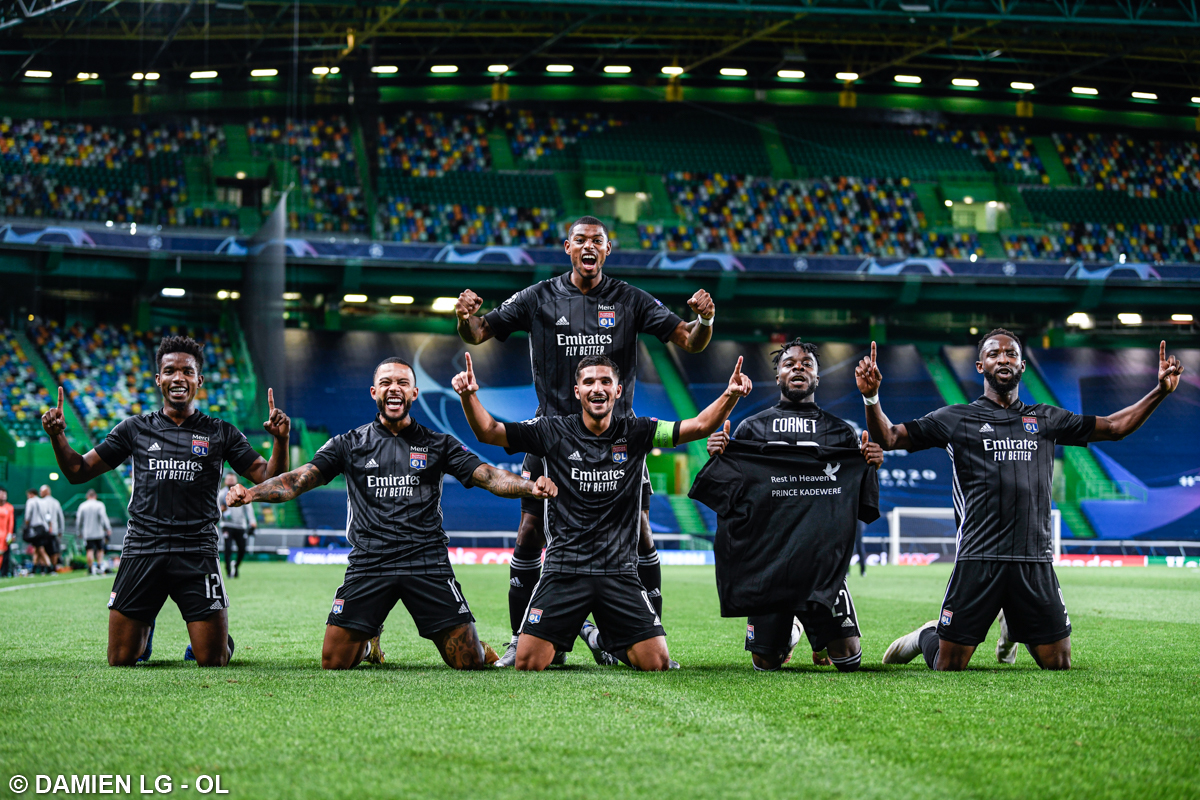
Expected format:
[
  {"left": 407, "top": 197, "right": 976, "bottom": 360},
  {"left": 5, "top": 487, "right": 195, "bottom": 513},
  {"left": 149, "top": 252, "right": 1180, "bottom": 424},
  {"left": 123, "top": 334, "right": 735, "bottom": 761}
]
[
  {"left": 612, "top": 444, "right": 627, "bottom": 463},
  {"left": 1022, "top": 416, "right": 1038, "bottom": 434},
  {"left": 410, "top": 452, "right": 427, "bottom": 469},
  {"left": 191, "top": 437, "right": 209, "bottom": 457},
  {"left": 598, "top": 310, "right": 616, "bottom": 328}
]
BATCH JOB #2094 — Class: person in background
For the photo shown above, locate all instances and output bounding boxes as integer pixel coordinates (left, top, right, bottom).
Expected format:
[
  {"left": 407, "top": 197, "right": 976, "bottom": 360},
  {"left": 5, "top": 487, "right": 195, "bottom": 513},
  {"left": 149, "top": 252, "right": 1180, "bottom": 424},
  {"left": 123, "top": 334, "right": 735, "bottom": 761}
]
[
  {"left": 23, "top": 488, "right": 52, "bottom": 574},
  {"left": 0, "top": 486, "right": 13, "bottom": 577},
  {"left": 40, "top": 484, "right": 65, "bottom": 571},
  {"left": 76, "top": 489, "right": 112, "bottom": 575},
  {"left": 218, "top": 473, "right": 256, "bottom": 578}
]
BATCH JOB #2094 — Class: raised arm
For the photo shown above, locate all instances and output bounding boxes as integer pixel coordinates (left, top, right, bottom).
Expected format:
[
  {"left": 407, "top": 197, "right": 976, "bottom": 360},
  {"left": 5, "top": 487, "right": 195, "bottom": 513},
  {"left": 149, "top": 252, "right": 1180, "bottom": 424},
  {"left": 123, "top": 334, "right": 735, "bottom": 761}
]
[
  {"left": 855, "top": 341, "right": 912, "bottom": 451},
  {"left": 471, "top": 464, "right": 557, "bottom": 500},
  {"left": 667, "top": 289, "right": 715, "bottom": 353},
  {"left": 227, "top": 463, "right": 326, "bottom": 507},
  {"left": 677, "top": 357, "right": 752, "bottom": 444},
  {"left": 240, "top": 388, "right": 292, "bottom": 484},
  {"left": 452, "top": 353, "right": 509, "bottom": 447},
  {"left": 1091, "top": 341, "right": 1184, "bottom": 441},
  {"left": 455, "top": 289, "right": 495, "bottom": 345},
  {"left": 42, "top": 386, "right": 113, "bottom": 484}
]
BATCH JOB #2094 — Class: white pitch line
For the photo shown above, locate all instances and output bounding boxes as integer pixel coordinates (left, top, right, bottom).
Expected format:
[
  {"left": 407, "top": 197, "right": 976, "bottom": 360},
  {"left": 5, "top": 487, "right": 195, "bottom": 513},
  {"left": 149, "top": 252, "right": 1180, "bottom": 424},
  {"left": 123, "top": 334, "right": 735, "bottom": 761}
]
[{"left": 0, "top": 575, "right": 110, "bottom": 593}]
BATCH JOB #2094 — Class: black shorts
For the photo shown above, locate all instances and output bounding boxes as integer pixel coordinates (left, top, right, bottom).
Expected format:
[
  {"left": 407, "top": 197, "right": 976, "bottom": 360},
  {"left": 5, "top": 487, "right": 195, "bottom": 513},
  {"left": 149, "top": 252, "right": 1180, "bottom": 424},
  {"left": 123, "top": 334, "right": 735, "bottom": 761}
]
[
  {"left": 519, "top": 572, "right": 665, "bottom": 652},
  {"left": 745, "top": 578, "right": 860, "bottom": 657},
  {"left": 326, "top": 570, "right": 475, "bottom": 639},
  {"left": 85, "top": 539, "right": 106, "bottom": 553},
  {"left": 41, "top": 535, "right": 60, "bottom": 555},
  {"left": 223, "top": 528, "right": 248, "bottom": 546},
  {"left": 936, "top": 560, "right": 1071, "bottom": 647},
  {"left": 519, "top": 452, "right": 652, "bottom": 519},
  {"left": 108, "top": 554, "right": 229, "bottom": 624}
]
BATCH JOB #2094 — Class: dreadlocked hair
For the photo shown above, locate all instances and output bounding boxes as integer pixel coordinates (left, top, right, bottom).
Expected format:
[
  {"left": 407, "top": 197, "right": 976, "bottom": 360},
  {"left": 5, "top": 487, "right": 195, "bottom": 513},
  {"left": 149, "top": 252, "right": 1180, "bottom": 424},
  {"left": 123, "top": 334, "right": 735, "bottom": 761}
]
[{"left": 770, "top": 338, "right": 820, "bottom": 370}]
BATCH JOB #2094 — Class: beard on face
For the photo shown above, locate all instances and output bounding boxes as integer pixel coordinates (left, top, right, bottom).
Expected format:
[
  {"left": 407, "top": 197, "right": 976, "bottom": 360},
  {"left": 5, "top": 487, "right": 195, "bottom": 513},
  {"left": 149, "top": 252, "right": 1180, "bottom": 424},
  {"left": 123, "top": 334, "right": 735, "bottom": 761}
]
[
  {"left": 781, "top": 374, "right": 818, "bottom": 403},
  {"left": 984, "top": 367, "right": 1022, "bottom": 395},
  {"left": 582, "top": 391, "right": 611, "bottom": 420},
  {"left": 376, "top": 392, "right": 412, "bottom": 422}
]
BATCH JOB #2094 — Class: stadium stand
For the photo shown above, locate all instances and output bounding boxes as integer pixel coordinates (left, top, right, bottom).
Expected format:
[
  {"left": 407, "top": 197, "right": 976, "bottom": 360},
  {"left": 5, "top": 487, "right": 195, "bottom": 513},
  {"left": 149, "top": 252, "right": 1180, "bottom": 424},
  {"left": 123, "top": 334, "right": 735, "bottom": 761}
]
[
  {"left": 918, "top": 124, "right": 1047, "bottom": 183},
  {"left": 247, "top": 115, "right": 366, "bottom": 233},
  {"left": 777, "top": 120, "right": 987, "bottom": 180},
  {"left": 507, "top": 108, "right": 624, "bottom": 169},
  {"left": 0, "top": 327, "right": 52, "bottom": 445},
  {"left": 1052, "top": 131, "right": 1200, "bottom": 193},
  {"left": 1002, "top": 221, "right": 1200, "bottom": 262},
  {"left": 1020, "top": 188, "right": 1200, "bottom": 224},
  {"left": 578, "top": 113, "right": 772, "bottom": 174},
  {"left": 377, "top": 111, "right": 491, "bottom": 175}
]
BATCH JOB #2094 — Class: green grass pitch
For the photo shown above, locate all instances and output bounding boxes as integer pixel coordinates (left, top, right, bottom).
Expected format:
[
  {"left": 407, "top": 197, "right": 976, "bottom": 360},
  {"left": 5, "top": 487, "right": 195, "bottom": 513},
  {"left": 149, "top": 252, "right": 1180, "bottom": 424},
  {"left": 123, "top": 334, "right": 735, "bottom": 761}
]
[{"left": 2, "top": 563, "right": 1198, "bottom": 799}]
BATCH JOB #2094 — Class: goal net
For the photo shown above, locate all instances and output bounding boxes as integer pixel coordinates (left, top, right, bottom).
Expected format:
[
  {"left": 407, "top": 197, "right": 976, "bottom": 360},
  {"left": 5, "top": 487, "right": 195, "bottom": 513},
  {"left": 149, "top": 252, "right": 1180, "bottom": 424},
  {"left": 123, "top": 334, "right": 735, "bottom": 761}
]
[{"left": 886, "top": 507, "right": 1061, "bottom": 565}]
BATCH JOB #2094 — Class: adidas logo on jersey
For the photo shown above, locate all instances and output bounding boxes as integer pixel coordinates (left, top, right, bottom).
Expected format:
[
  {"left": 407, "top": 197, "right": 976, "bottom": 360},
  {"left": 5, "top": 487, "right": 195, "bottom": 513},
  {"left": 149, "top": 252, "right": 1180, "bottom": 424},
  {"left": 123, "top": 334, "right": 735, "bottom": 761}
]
[
  {"left": 979, "top": 423, "right": 994, "bottom": 433},
  {"left": 569, "top": 451, "right": 583, "bottom": 461},
  {"left": 365, "top": 458, "right": 379, "bottom": 468},
  {"left": 148, "top": 442, "right": 161, "bottom": 452},
  {"left": 841, "top": 617, "right": 855, "bottom": 628},
  {"left": 556, "top": 316, "right": 570, "bottom": 326}
]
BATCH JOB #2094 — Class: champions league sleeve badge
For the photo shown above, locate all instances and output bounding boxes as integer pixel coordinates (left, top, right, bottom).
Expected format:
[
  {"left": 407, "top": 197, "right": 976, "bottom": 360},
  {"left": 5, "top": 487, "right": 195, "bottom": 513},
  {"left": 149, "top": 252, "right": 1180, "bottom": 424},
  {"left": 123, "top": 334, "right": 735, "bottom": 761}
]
[
  {"left": 598, "top": 310, "right": 616, "bottom": 328},
  {"left": 191, "top": 437, "right": 209, "bottom": 457},
  {"left": 1022, "top": 416, "right": 1039, "bottom": 433},
  {"left": 612, "top": 444, "right": 628, "bottom": 463}
]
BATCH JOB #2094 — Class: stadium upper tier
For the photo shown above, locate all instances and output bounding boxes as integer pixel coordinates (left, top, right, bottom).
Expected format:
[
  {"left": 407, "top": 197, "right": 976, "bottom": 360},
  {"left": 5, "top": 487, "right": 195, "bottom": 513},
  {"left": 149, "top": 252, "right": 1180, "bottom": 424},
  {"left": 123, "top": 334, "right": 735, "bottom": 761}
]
[
  {"left": 0, "top": 327, "right": 52, "bottom": 445},
  {"left": 507, "top": 109, "right": 623, "bottom": 170},
  {"left": 1053, "top": 131, "right": 1200, "bottom": 193}
]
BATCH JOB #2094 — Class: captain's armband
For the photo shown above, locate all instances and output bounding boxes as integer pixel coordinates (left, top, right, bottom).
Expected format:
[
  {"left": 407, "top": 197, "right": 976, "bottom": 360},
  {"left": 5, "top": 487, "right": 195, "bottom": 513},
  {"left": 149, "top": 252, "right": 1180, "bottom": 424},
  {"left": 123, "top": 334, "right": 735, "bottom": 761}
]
[{"left": 653, "top": 420, "right": 680, "bottom": 449}]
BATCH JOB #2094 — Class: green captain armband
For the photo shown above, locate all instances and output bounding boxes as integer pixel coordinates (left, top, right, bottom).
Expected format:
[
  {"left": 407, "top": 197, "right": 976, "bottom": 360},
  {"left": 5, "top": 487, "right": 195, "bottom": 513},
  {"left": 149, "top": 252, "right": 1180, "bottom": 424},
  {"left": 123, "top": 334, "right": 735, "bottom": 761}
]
[{"left": 653, "top": 420, "right": 678, "bottom": 449}]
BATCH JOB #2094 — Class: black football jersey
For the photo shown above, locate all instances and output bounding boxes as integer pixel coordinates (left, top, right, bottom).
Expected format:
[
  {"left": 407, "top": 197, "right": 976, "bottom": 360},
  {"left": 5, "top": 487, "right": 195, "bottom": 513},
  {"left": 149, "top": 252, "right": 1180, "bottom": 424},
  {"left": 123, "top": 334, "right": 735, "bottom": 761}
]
[
  {"left": 690, "top": 442, "right": 880, "bottom": 616},
  {"left": 309, "top": 418, "right": 484, "bottom": 575},
  {"left": 734, "top": 400, "right": 860, "bottom": 448},
  {"left": 903, "top": 397, "right": 1095, "bottom": 562},
  {"left": 94, "top": 410, "right": 260, "bottom": 557},
  {"left": 482, "top": 271, "right": 682, "bottom": 418},
  {"left": 505, "top": 414, "right": 679, "bottom": 575}
]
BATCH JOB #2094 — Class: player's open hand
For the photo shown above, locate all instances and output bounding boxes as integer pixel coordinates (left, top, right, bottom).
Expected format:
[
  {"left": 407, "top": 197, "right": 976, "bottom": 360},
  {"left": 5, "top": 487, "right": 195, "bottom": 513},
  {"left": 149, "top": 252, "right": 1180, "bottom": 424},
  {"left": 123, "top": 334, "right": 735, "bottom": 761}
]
[
  {"left": 456, "top": 289, "right": 483, "bottom": 321},
  {"left": 1158, "top": 341, "right": 1184, "bottom": 394},
  {"left": 530, "top": 476, "right": 557, "bottom": 499},
  {"left": 860, "top": 430, "right": 884, "bottom": 467},
  {"left": 725, "top": 356, "right": 752, "bottom": 399},
  {"left": 687, "top": 289, "right": 715, "bottom": 320},
  {"left": 225, "top": 483, "right": 251, "bottom": 508},
  {"left": 855, "top": 341, "right": 883, "bottom": 398},
  {"left": 262, "top": 388, "right": 291, "bottom": 439},
  {"left": 41, "top": 386, "right": 67, "bottom": 437},
  {"left": 451, "top": 352, "right": 479, "bottom": 396},
  {"left": 707, "top": 419, "right": 731, "bottom": 457}
]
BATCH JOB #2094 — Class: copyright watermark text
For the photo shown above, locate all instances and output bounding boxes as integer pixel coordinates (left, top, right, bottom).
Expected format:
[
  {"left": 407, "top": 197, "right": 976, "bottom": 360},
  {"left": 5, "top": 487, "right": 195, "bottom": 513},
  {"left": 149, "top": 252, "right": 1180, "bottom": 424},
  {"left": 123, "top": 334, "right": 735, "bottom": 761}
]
[{"left": 8, "top": 775, "right": 228, "bottom": 795}]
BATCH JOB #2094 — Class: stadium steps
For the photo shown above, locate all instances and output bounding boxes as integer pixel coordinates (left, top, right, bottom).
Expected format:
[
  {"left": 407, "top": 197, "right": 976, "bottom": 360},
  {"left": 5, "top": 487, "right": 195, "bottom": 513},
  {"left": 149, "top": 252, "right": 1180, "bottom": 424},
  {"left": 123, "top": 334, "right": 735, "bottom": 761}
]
[
  {"left": 667, "top": 494, "right": 710, "bottom": 537},
  {"left": 488, "top": 130, "right": 517, "bottom": 170},
  {"left": 1020, "top": 358, "right": 1101, "bottom": 538},
  {"left": 642, "top": 336, "right": 706, "bottom": 490},
  {"left": 919, "top": 345, "right": 971, "bottom": 405},
  {"left": 349, "top": 116, "right": 378, "bottom": 238},
  {"left": 912, "top": 182, "right": 946, "bottom": 227},
  {"left": 16, "top": 329, "right": 130, "bottom": 509},
  {"left": 977, "top": 232, "right": 1007, "bottom": 258},
  {"left": 757, "top": 118, "right": 796, "bottom": 180},
  {"left": 1031, "top": 136, "right": 1073, "bottom": 186}
]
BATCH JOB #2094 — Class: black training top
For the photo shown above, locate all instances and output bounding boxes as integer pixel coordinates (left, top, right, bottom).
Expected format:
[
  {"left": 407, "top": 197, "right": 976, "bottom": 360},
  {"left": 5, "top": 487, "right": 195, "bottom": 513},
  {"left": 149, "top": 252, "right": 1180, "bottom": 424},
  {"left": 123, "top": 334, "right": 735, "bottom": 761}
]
[
  {"left": 903, "top": 397, "right": 1095, "bottom": 562},
  {"left": 482, "top": 271, "right": 683, "bottom": 418},
  {"left": 734, "top": 400, "right": 861, "bottom": 448},
  {"left": 309, "top": 418, "right": 484, "bottom": 576},
  {"left": 505, "top": 414, "right": 679, "bottom": 575},
  {"left": 95, "top": 409, "right": 260, "bottom": 557}
]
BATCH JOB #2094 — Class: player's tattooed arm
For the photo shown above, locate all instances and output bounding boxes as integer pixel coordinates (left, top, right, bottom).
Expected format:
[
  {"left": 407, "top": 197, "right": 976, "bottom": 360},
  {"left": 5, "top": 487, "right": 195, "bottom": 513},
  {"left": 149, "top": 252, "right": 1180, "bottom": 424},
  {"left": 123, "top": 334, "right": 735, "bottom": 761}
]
[
  {"left": 472, "top": 465, "right": 557, "bottom": 499},
  {"left": 228, "top": 463, "right": 325, "bottom": 507},
  {"left": 455, "top": 289, "right": 495, "bottom": 345},
  {"left": 1092, "top": 340, "right": 1184, "bottom": 441},
  {"left": 855, "top": 341, "right": 912, "bottom": 451},
  {"left": 41, "top": 386, "right": 114, "bottom": 483},
  {"left": 668, "top": 289, "right": 716, "bottom": 353}
]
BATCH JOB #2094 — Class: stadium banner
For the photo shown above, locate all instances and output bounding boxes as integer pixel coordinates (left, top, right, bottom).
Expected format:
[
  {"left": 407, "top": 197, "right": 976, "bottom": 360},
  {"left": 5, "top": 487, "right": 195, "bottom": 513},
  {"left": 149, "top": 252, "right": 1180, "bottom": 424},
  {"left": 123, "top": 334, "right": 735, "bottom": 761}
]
[
  {"left": 1055, "top": 554, "right": 1149, "bottom": 567},
  {"left": 288, "top": 548, "right": 716, "bottom": 566},
  {"left": 1150, "top": 556, "right": 1200, "bottom": 567}
]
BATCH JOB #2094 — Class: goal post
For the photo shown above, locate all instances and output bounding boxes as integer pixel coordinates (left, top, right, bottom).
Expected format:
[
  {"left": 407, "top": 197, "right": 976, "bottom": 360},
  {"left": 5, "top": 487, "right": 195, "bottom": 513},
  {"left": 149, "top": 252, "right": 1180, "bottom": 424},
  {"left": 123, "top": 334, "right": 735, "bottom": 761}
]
[{"left": 887, "top": 507, "right": 1061, "bottom": 564}]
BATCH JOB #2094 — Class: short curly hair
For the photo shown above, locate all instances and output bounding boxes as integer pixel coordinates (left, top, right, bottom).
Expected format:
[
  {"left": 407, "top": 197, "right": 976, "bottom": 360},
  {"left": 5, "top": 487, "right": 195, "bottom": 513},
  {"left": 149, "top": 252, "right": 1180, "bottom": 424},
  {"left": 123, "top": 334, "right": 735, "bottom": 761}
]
[
  {"left": 976, "top": 328, "right": 1023, "bottom": 360},
  {"left": 156, "top": 335, "right": 205, "bottom": 372},
  {"left": 770, "top": 338, "right": 820, "bottom": 371}
]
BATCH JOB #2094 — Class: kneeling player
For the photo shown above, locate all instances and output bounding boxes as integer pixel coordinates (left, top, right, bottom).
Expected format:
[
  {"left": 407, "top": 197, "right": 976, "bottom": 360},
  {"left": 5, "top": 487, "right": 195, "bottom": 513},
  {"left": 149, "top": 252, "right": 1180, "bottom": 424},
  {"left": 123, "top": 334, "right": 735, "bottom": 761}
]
[
  {"left": 707, "top": 337, "right": 883, "bottom": 672},
  {"left": 42, "top": 335, "right": 292, "bottom": 667},
  {"left": 227, "top": 357, "right": 555, "bottom": 670},
  {"left": 454, "top": 352, "right": 751, "bottom": 671}
]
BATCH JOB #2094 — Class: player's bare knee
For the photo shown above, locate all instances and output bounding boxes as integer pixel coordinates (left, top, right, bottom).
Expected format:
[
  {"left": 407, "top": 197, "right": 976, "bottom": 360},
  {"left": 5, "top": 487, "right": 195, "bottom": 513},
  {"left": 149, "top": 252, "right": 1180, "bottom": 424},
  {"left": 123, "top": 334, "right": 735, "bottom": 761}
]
[
  {"left": 514, "top": 655, "right": 548, "bottom": 671},
  {"left": 751, "top": 653, "right": 783, "bottom": 671},
  {"left": 514, "top": 515, "right": 544, "bottom": 547}
]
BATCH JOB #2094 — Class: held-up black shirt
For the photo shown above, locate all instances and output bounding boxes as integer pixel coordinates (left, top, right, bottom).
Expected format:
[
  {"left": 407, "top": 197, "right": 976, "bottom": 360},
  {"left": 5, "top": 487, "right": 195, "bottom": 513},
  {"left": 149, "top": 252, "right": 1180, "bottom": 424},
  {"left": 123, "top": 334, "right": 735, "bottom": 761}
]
[
  {"left": 95, "top": 410, "right": 260, "bottom": 557},
  {"left": 903, "top": 397, "right": 1095, "bottom": 562},
  {"left": 505, "top": 414, "right": 680, "bottom": 575},
  {"left": 309, "top": 418, "right": 484, "bottom": 576},
  {"left": 735, "top": 400, "right": 861, "bottom": 448},
  {"left": 482, "top": 272, "right": 683, "bottom": 418},
  {"left": 690, "top": 442, "right": 879, "bottom": 617}
]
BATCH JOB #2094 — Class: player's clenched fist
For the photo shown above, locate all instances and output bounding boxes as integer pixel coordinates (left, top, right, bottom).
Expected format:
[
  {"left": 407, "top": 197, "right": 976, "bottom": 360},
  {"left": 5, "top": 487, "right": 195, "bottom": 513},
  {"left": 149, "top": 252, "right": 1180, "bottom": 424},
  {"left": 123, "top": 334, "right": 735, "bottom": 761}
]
[
  {"left": 226, "top": 483, "right": 251, "bottom": 508},
  {"left": 855, "top": 341, "right": 883, "bottom": 397},
  {"left": 41, "top": 386, "right": 67, "bottom": 437},
  {"left": 725, "top": 356, "right": 752, "bottom": 399},
  {"left": 530, "top": 476, "right": 557, "bottom": 499},
  {"left": 456, "top": 290, "right": 483, "bottom": 321},
  {"left": 707, "top": 419, "right": 731, "bottom": 457},
  {"left": 687, "top": 289, "right": 715, "bottom": 320},
  {"left": 860, "top": 430, "right": 884, "bottom": 467},
  {"left": 451, "top": 352, "right": 479, "bottom": 396}
]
